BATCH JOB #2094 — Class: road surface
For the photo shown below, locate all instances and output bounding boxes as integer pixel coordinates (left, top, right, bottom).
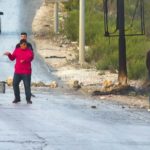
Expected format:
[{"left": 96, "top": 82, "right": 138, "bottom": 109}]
[
  {"left": 0, "top": 87, "right": 150, "bottom": 150},
  {"left": 0, "top": 0, "right": 150, "bottom": 150}
]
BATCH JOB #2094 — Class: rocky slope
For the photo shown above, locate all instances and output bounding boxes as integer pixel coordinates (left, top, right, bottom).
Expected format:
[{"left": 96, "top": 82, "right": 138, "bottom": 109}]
[{"left": 31, "top": 1, "right": 150, "bottom": 109}]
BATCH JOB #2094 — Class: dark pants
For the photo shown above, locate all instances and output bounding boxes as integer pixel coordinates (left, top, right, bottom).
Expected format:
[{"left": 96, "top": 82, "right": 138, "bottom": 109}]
[{"left": 13, "top": 73, "right": 31, "bottom": 101}]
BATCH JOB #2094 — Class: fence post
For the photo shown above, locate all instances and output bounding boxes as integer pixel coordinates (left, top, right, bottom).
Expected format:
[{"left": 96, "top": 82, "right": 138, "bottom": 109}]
[{"left": 54, "top": 2, "right": 59, "bottom": 33}]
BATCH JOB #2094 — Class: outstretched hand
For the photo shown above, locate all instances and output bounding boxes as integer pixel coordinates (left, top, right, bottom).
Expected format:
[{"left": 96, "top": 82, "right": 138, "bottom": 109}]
[{"left": 3, "top": 52, "right": 10, "bottom": 56}]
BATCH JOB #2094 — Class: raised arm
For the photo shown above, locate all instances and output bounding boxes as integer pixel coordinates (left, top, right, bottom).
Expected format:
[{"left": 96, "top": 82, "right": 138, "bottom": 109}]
[{"left": 4, "top": 51, "right": 16, "bottom": 61}]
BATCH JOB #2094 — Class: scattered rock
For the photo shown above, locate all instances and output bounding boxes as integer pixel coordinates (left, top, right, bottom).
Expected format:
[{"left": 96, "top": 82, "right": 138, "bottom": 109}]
[
  {"left": 32, "top": 82, "right": 46, "bottom": 87},
  {"left": 122, "top": 106, "right": 125, "bottom": 109},
  {"left": 6, "top": 77, "right": 13, "bottom": 86},
  {"left": 91, "top": 105, "right": 97, "bottom": 109},
  {"left": 102, "top": 80, "right": 114, "bottom": 89},
  {"left": 49, "top": 81, "right": 58, "bottom": 88},
  {"left": 69, "top": 80, "right": 81, "bottom": 89},
  {"left": 100, "top": 96, "right": 106, "bottom": 100}
]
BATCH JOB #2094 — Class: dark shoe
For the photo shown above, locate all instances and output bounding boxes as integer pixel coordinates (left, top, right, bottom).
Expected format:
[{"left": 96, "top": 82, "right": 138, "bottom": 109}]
[
  {"left": 12, "top": 99, "right": 21, "bottom": 103},
  {"left": 27, "top": 100, "right": 32, "bottom": 104}
]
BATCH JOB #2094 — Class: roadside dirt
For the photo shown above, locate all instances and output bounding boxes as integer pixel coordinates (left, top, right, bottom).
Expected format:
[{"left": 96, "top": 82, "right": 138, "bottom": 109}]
[{"left": 31, "top": 1, "right": 150, "bottom": 110}]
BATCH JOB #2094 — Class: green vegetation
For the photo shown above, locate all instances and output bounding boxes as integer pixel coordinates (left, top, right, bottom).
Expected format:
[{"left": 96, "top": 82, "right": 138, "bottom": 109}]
[{"left": 63, "top": 0, "right": 150, "bottom": 79}]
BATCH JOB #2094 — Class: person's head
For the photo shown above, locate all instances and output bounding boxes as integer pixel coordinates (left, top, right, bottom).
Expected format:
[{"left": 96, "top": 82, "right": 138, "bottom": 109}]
[
  {"left": 20, "top": 39, "right": 27, "bottom": 50},
  {"left": 20, "top": 32, "right": 27, "bottom": 40}
]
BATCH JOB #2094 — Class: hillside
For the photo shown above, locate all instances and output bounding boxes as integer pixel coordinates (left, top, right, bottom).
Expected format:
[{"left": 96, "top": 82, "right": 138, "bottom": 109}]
[
  {"left": 63, "top": 0, "right": 150, "bottom": 80},
  {"left": 31, "top": 0, "right": 150, "bottom": 108}
]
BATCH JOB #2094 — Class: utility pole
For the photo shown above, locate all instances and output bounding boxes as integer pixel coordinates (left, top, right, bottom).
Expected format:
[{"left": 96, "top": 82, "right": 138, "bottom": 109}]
[
  {"left": 46, "top": 0, "right": 69, "bottom": 33},
  {"left": 54, "top": 2, "right": 59, "bottom": 33},
  {"left": 117, "top": 0, "right": 127, "bottom": 85},
  {"left": 79, "top": 0, "right": 85, "bottom": 65}
]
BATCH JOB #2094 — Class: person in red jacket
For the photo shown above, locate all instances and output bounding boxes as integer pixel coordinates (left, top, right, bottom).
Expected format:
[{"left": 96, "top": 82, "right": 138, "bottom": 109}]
[{"left": 4, "top": 39, "right": 34, "bottom": 104}]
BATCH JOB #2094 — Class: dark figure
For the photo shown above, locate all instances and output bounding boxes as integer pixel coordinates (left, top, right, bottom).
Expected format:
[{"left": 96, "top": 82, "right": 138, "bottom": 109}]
[
  {"left": 4, "top": 40, "right": 34, "bottom": 104},
  {"left": 16, "top": 32, "right": 33, "bottom": 51},
  {"left": 16, "top": 32, "right": 35, "bottom": 97},
  {"left": 146, "top": 50, "right": 150, "bottom": 80}
]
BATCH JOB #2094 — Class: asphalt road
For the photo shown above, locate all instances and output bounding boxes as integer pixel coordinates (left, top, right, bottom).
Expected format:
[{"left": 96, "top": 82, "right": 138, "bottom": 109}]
[
  {"left": 0, "top": 87, "right": 150, "bottom": 150},
  {"left": 0, "top": 0, "right": 150, "bottom": 150}
]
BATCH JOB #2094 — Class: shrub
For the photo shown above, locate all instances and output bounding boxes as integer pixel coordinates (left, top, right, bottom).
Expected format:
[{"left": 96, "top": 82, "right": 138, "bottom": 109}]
[
  {"left": 128, "top": 60, "right": 147, "bottom": 79},
  {"left": 63, "top": 0, "right": 150, "bottom": 80},
  {"left": 64, "top": 10, "right": 79, "bottom": 41}
]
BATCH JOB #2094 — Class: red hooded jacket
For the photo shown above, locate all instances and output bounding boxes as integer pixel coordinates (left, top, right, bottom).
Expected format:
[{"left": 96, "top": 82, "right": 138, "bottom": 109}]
[{"left": 8, "top": 47, "right": 34, "bottom": 74}]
